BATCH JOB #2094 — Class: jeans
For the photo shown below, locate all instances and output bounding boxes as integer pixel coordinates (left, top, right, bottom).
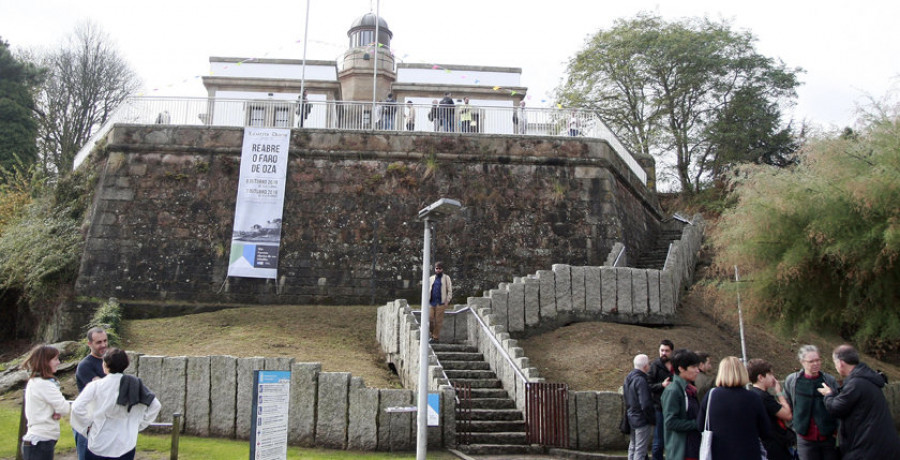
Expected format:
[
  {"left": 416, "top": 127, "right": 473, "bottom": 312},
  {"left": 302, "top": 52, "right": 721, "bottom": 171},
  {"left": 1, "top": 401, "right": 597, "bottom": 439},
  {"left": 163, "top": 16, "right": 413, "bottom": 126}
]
[
  {"left": 652, "top": 409, "right": 665, "bottom": 460},
  {"left": 22, "top": 440, "right": 56, "bottom": 460},
  {"left": 796, "top": 436, "right": 839, "bottom": 460},
  {"left": 629, "top": 424, "right": 653, "bottom": 460},
  {"left": 75, "top": 428, "right": 88, "bottom": 460}
]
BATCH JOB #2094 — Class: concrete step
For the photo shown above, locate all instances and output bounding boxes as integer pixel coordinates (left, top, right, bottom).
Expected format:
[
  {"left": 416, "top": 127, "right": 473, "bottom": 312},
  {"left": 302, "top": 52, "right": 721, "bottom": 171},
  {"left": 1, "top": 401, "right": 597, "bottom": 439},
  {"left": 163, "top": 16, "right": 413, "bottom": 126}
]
[
  {"left": 469, "top": 388, "right": 510, "bottom": 399},
  {"left": 464, "top": 398, "right": 517, "bottom": 410},
  {"left": 452, "top": 378, "right": 503, "bottom": 389},
  {"left": 431, "top": 343, "right": 478, "bottom": 353},
  {"left": 466, "top": 420, "right": 527, "bottom": 432},
  {"left": 457, "top": 444, "right": 544, "bottom": 455},
  {"left": 445, "top": 369, "right": 497, "bottom": 380},
  {"left": 467, "top": 408, "right": 524, "bottom": 421},
  {"left": 441, "top": 360, "right": 491, "bottom": 371},
  {"left": 467, "top": 431, "right": 528, "bottom": 445},
  {"left": 435, "top": 351, "right": 484, "bottom": 361}
]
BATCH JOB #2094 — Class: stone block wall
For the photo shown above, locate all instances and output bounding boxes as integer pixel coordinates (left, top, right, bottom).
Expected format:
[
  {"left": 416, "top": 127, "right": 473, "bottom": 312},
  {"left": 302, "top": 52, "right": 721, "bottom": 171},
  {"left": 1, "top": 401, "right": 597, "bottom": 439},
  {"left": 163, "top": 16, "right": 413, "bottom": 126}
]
[
  {"left": 125, "top": 353, "right": 456, "bottom": 451},
  {"left": 73, "top": 125, "right": 662, "bottom": 317}
]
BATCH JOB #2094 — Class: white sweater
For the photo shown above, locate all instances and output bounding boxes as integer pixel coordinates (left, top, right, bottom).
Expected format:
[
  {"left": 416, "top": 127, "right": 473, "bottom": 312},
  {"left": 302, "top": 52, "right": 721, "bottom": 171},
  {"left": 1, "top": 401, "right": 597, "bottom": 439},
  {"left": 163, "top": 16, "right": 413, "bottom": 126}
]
[
  {"left": 71, "top": 373, "right": 161, "bottom": 458},
  {"left": 23, "top": 377, "right": 71, "bottom": 442}
]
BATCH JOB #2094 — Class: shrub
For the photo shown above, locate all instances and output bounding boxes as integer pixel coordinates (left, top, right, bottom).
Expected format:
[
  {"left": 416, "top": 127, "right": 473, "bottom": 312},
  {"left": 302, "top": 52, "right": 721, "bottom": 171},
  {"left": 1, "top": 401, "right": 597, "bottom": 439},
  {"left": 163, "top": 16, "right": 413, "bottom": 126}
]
[{"left": 714, "top": 110, "right": 900, "bottom": 353}]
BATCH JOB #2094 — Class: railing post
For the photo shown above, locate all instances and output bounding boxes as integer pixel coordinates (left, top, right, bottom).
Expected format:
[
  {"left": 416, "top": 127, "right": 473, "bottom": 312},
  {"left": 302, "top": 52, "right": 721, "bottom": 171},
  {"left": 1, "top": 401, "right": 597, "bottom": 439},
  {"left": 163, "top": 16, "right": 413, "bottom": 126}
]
[{"left": 169, "top": 412, "right": 182, "bottom": 460}]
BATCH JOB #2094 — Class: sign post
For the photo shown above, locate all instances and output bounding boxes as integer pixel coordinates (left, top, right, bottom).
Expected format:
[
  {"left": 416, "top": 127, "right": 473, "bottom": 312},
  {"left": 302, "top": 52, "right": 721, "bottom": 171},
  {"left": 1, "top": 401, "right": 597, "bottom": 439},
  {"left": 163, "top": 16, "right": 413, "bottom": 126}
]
[{"left": 250, "top": 370, "right": 291, "bottom": 460}]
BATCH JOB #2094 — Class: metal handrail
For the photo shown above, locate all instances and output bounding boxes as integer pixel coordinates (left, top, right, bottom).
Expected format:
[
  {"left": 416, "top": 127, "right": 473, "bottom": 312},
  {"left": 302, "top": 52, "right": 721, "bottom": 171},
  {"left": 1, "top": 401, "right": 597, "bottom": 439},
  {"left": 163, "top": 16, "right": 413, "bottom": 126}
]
[
  {"left": 456, "top": 306, "right": 528, "bottom": 385},
  {"left": 72, "top": 96, "right": 648, "bottom": 185},
  {"left": 407, "top": 305, "right": 458, "bottom": 403},
  {"left": 613, "top": 244, "right": 626, "bottom": 267}
]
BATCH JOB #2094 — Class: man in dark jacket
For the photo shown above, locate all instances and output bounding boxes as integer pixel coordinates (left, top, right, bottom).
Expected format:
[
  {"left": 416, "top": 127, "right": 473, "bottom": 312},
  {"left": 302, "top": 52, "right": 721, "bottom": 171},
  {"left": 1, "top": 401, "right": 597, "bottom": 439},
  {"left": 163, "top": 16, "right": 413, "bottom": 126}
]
[
  {"left": 819, "top": 344, "right": 900, "bottom": 459},
  {"left": 647, "top": 339, "right": 673, "bottom": 460},
  {"left": 438, "top": 92, "right": 455, "bottom": 132},
  {"left": 624, "top": 354, "right": 655, "bottom": 460}
]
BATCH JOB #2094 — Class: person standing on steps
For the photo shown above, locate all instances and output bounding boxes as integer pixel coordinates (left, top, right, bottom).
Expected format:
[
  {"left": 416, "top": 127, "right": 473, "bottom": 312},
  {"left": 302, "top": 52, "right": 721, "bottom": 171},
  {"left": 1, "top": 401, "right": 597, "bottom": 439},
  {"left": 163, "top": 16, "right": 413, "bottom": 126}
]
[
  {"left": 428, "top": 261, "right": 452, "bottom": 343},
  {"left": 74, "top": 327, "right": 108, "bottom": 460}
]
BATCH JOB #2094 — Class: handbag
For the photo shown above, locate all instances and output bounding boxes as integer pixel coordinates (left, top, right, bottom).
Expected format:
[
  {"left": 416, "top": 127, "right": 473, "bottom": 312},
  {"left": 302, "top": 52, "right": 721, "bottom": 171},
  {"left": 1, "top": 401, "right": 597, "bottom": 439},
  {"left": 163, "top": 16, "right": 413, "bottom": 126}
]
[{"left": 700, "top": 388, "right": 714, "bottom": 460}]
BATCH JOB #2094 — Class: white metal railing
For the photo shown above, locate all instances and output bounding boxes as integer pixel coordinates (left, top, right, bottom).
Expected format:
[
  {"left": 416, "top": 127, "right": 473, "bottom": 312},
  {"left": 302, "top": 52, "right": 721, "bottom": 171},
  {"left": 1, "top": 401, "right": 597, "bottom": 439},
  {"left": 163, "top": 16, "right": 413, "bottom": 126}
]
[{"left": 73, "top": 96, "right": 647, "bottom": 184}]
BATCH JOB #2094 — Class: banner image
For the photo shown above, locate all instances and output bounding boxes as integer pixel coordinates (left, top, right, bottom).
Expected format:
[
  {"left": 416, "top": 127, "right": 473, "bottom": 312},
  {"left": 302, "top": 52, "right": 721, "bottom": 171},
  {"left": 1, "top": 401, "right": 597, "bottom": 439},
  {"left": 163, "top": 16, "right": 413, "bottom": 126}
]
[{"left": 227, "top": 128, "right": 291, "bottom": 279}]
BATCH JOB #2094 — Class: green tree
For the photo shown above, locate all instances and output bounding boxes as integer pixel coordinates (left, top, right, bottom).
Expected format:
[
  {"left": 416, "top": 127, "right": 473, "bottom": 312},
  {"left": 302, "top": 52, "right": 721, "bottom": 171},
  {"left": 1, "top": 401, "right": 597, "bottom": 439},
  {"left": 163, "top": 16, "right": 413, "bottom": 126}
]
[
  {"left": 714, "top": 107, "right": 900, "bottom": 352},
  {"left": 0, "top": 37, "right": 44, "bottom": 174},
  {"left": 33, "top": 22, "right": 140, "bottom": 174},
  {"left": 557, "top": 13, "right": 802, "bottom": 193}
]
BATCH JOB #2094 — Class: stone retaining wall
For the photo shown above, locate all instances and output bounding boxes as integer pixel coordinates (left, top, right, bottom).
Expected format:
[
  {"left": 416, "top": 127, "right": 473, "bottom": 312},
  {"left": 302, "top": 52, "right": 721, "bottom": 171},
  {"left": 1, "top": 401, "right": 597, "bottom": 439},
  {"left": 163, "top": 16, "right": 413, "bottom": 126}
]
[{"left": 123, "top": 353, "right": 456, "bottom": 450}]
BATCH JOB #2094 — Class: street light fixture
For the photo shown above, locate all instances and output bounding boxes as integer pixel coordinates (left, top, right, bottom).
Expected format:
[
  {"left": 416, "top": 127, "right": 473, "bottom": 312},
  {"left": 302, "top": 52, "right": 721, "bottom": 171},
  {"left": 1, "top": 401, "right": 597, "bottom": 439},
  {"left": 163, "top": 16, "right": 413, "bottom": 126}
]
[{"left": 416, "top": 198, "right": 461, "bottom": 460}]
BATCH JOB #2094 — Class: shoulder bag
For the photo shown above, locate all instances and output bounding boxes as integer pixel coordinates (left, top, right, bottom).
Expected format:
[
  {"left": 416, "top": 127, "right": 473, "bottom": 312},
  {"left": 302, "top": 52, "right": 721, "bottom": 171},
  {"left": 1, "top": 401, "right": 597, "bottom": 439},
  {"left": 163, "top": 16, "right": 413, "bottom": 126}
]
[{"left": 700, "top": 388, "right": 714, "bottom": 460}]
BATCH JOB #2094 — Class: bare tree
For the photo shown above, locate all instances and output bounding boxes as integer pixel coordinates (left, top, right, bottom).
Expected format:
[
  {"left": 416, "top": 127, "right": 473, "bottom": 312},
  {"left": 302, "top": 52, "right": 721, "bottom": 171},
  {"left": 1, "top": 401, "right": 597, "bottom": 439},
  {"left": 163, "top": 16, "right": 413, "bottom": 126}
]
[{"left": 34, "top": 21, "right": 140, "bottom": 174}]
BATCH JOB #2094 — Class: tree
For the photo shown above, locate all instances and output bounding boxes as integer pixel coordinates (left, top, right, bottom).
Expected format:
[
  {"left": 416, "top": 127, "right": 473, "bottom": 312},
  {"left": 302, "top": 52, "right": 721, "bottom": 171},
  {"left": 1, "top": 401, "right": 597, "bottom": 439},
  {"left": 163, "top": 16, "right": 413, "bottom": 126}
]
[
  {"left": 33, "top": 22, "right": 140, "bottom": 174},
  {"left": 0, "top": 37, "right": 44, "bottom": 174},
  {"left": 557, "top": 13, "right": 802, "bottom": 193}
]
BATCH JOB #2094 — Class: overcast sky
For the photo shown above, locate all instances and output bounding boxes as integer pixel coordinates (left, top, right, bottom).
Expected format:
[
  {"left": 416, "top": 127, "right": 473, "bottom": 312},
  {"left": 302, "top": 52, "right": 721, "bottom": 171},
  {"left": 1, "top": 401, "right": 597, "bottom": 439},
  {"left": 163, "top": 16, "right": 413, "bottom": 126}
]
[{"left": 2, "top": 0, "right": 898, "bottom": 130}]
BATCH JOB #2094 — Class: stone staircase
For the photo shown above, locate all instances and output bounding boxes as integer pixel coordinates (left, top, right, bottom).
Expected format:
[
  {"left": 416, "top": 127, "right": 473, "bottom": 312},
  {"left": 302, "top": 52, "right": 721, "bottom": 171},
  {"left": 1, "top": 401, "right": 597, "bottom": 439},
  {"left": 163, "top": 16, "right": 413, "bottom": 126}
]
[
  {"left": 432, "top": 342, "right": 542, "bottom": 455},
  {"left": 633, "top": 228, "right": 684, "bottom": 269}
]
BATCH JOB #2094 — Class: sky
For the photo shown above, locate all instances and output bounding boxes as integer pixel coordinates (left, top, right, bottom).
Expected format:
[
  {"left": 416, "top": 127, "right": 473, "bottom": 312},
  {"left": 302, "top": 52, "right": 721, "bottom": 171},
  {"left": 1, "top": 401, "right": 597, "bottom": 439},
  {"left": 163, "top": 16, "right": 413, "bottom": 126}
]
[{"left": 2, "top": 0, "right": 898, "bottom": 130}]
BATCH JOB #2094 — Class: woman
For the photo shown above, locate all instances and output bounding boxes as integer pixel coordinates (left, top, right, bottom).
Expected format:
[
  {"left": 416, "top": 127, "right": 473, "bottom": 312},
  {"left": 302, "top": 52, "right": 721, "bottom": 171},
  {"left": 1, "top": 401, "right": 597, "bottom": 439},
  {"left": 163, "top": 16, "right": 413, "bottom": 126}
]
[
  {"left": 21, "top": 345, "right": 70, "bottom": 460},
  {"left": 697, "top": 356, "right": 771, "bottom": 460},
  {"left": 747, "top": 359, "right": 794, "bottom": 460},
  {"left": 71, "top": 348, "right": 161, "bottom": 460},
  {"left": 661, "top": 348, "right": 702, "bottom": 460}
]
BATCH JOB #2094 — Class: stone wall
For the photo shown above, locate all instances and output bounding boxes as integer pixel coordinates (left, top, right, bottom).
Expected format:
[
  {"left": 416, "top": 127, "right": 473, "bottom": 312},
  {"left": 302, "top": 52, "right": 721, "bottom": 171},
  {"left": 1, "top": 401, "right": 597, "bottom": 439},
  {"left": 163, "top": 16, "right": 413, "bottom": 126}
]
[
  {"left": 73, "top": 125, "right": 661, "bottom": 317},
  {"left": 123, "top": 353, "right": 456, "bottom": 450}
]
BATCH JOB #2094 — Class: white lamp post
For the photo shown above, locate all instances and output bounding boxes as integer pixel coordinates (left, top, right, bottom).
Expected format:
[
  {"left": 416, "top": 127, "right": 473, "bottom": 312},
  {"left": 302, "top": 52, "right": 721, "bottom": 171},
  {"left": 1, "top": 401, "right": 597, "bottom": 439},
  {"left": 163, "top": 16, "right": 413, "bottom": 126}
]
[{"left": 415, "top": 198, "right": 461, "bottom": 460}]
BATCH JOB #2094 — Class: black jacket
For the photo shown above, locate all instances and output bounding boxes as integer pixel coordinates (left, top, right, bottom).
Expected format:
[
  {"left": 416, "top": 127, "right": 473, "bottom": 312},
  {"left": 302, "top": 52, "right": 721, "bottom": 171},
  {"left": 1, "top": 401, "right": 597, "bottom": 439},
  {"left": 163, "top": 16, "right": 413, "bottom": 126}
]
[
  {"left": 647, "top": 357, "right": 672, "bottom": 409},
  {"left": 624, "top": 368, "right": 655, "bottom": 428},
  {"left": 824, "top": 362, "right": 900, "bottom": 459}
]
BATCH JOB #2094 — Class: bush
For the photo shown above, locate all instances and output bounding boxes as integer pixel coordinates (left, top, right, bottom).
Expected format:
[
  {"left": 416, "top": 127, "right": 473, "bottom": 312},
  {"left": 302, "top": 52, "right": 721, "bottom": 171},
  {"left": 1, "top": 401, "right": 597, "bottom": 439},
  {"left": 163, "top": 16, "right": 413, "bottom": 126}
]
[
  {"left": 714, "top": 110, "right": 900, "bottom": 353},
  {"left": 86, "top": 297, "right": 123, "bottom": 348}
]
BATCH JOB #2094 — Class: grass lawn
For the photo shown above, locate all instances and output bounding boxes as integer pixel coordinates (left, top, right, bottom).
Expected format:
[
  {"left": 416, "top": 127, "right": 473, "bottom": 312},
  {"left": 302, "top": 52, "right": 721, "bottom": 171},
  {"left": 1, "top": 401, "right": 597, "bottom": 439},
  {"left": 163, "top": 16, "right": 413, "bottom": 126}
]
[{"left": 1, "top": 399, "right": 457, "bottom": 460}]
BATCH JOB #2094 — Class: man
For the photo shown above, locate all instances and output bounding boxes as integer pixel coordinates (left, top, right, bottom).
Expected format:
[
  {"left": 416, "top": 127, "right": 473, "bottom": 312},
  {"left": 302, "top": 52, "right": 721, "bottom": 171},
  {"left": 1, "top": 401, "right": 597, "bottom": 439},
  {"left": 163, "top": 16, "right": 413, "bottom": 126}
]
[
  {"left": 513, "top": 100, "right": 527, "bottom": 134},
  {"left": 693, "top": 352, "right": 715, "bottom": 401},
  {"left": 818, "top": 345, "right": 900, "bottom": 459},
  {"left": 748, "top": 358, "right": 793, "bottom": 460},
  {"left": 427, "top": 261, "right": 452, "bottom": 343},
  {"left": 624, "top": 354, "right": 655, "bottom": 460},
  {"left": 647, "top": 339, "right": 674, "bottom": 460},
  {"left": 459, "top": 97, "right": 473, "bottom": 133},
  {"left": 296, "top": 89, "right": 312, "bottom": 127},
  {"left": 660, "top": 349, "right": 701, "bottom": 460},
  {"left": 439, "top": 92, "right": 455, "bottom": 132},
  {"left": 405, "top": 101, "right": 416, "bottom": 131},
  {"left": 383, "top": 93, "right": 397, "bottom": 130},
  {"left": 783, "top": 345, "right": 839, "bottom": 460},
  {"left": 74, "top": 327, "right": 108, "bottom": 460}
]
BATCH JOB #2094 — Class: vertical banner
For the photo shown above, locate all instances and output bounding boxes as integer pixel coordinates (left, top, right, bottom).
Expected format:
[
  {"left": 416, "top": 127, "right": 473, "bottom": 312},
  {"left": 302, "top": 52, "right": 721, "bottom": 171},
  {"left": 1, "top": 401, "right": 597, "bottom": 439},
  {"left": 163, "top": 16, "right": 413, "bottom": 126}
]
[
  {"left": 250, "top": 370, "right": 291, "bottom": 460},
  {"left": 228, "top": 128, "right": 291, "bottom": 279}
]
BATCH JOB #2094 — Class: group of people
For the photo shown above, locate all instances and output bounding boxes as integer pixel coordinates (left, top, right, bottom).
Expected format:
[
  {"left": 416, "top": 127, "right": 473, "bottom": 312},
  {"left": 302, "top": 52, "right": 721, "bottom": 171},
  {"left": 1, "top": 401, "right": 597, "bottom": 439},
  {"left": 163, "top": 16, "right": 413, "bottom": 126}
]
[
  {"left": 20, "top": 327, "right": 160, "bottom": 460},
  {"left": 623, "top": 340, "right": 900, "bottom": 460}
]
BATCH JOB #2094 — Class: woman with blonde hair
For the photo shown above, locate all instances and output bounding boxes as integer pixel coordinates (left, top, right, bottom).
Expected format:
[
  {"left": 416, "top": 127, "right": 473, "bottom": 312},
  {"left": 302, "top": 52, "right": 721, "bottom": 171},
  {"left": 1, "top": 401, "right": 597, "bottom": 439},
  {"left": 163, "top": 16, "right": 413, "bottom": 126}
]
[
  {"left": 21, "top": 345, "right": 71, "bottom": 460},
  {"left": 697, "top": 356, "right": 771, "bottom": 459}
]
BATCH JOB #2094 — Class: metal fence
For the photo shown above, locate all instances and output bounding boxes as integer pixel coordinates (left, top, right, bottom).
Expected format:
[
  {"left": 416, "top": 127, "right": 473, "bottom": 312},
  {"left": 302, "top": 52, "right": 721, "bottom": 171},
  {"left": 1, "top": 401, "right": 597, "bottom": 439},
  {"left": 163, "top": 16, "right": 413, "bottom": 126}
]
[
  {"left": 73, "top": 96, "right": 646, "bottom": 184},
  {"left": 525, "top": 382, "right": 569, "bottom": 448}
]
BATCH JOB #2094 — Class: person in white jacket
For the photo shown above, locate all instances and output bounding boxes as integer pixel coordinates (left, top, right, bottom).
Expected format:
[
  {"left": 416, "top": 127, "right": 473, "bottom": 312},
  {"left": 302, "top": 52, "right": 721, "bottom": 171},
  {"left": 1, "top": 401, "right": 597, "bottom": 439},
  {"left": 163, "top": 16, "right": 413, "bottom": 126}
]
[
  {"left": 22, "top": 345, "right": 71, "bottom": 460},
  {"left": 71, "top": 348, "right": 161, "bottom": 460}
]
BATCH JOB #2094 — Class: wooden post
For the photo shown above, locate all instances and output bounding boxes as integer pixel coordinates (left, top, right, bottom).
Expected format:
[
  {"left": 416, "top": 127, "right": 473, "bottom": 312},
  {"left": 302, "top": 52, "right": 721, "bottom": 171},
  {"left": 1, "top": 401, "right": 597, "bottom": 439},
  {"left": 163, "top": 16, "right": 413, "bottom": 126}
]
[{"left": 170, "top": 412, "right": 182, "bottom": 460}]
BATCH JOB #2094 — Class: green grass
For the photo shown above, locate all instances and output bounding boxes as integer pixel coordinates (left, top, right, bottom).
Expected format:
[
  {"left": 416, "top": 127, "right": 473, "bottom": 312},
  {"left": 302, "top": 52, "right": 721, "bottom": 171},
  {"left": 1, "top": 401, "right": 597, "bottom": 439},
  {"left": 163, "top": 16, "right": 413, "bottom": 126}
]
[{"left": 1, "top": 400, "right": 456, "bottom": 459}]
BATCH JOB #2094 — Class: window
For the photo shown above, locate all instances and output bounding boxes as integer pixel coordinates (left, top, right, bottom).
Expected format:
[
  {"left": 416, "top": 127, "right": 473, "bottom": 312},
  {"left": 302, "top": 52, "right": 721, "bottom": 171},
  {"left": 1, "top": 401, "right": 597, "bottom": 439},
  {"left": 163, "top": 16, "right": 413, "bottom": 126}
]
[{"left": 249, "top": 105, "right": 266, "bottom": 127}]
